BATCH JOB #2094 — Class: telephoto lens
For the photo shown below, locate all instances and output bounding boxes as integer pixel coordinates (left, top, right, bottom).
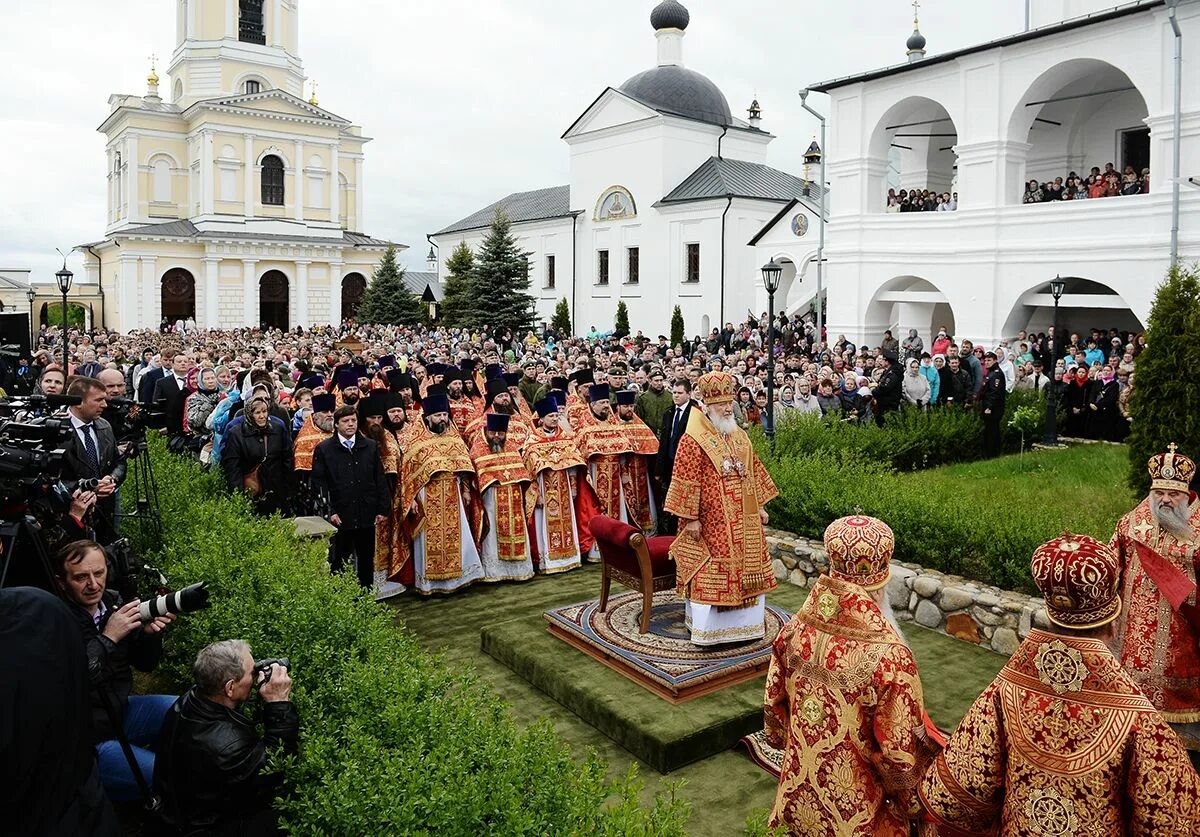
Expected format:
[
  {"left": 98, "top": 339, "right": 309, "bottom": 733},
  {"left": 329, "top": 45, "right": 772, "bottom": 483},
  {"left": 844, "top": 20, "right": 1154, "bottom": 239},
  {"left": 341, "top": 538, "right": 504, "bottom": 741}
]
[{"left": 137, "top": 581, "right": 210, "bottom": 621}]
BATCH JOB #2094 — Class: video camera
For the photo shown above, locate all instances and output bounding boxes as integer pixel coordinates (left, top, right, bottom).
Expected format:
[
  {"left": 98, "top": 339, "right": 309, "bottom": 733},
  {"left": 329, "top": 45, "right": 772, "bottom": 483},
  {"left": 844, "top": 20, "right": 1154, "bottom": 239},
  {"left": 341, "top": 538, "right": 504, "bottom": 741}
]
[
  {"left": 103, "top": 397, "right": 167, "bottom": 443},
  {"left": 0, "top": 394, "right": 82, "bottom": 509}
]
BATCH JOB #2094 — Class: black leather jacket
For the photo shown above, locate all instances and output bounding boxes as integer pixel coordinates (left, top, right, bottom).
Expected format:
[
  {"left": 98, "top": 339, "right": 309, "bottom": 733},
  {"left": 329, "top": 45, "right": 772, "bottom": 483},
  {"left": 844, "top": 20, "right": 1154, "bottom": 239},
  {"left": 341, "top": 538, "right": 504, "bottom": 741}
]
[{"left": 155, "top": 688, "right": 299, "bottom": 835}]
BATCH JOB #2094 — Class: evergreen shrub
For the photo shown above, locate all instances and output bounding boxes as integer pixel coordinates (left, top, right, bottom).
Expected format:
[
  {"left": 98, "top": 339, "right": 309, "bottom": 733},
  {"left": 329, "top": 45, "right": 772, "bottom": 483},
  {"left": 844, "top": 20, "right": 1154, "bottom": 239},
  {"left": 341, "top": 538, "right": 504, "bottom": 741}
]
[{"left": 128, "top": 442, "right": 689, "bottom": 835}]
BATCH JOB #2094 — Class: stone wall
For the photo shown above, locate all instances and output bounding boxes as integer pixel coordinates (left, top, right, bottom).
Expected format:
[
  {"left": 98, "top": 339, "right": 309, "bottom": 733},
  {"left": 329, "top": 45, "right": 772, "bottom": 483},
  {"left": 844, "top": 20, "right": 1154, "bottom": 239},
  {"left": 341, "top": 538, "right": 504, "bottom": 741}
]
[{"left": 766, "top": 528, "right": 1049, "bottom": 657}]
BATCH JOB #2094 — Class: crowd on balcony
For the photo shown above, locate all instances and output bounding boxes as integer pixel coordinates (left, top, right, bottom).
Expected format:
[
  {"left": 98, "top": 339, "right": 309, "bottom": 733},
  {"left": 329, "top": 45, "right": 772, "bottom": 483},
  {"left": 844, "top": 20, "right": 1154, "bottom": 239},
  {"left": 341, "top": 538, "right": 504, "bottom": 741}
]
[
  {"left": 885, "top": 188, "right": 957, "bottom": 212},
  {"left": 1023, "top": 162, "right": 1149, "bottom": 204}
]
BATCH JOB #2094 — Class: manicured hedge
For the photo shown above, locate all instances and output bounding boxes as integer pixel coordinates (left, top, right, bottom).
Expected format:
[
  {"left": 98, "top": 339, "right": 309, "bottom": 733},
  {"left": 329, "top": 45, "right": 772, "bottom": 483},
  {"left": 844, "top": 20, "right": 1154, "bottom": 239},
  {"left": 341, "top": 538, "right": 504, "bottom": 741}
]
[
  {"left": 127, "top": 441, "right": 689, "bottom": 835},
  {"left": 771, "top": 389, "right": 1051, "bottom": 471}
]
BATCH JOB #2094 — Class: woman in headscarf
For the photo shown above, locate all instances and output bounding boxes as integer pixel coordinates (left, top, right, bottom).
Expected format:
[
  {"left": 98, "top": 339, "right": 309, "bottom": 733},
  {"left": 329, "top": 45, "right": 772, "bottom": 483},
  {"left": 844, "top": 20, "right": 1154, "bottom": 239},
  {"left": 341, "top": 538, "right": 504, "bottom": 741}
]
[
  {"left": 213, "top": 364, "right": 234, "bottom": 395},
  {"left": 901, "top": 357, "right": 931, "bottom": 409},
  {"left": 184, "top": 367, "right": 223, "bottom": 441},
  {"left": 1063, "top": 364, "right": 1094, "bottom": 437},
  {"left": 221, "top": 394, "right": 294, "bottom": 516}
]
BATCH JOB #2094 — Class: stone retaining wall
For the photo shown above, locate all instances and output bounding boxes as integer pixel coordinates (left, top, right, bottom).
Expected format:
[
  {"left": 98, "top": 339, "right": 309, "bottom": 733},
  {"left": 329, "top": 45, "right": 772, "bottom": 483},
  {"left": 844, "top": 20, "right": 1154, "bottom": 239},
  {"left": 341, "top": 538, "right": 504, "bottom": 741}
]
[{"left": 766, "top": 528, "right": 1049, "bottom": 657}]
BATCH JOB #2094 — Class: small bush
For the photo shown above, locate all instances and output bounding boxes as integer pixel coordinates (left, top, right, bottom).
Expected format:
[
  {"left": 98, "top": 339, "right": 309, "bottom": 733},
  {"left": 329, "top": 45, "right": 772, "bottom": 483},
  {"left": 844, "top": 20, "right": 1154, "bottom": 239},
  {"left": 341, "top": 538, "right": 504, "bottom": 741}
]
[{"left": 128, "top": 440, "right": 690, "bottom": 835}]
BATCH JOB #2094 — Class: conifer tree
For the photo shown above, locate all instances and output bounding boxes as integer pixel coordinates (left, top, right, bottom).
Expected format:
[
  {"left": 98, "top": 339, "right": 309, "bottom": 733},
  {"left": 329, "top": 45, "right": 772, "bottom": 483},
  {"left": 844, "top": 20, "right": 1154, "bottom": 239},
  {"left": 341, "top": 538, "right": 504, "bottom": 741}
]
[
  {"left": 440, "top": 241, "right": 475, "bottom": 327},
  {"left": 614, "top": 301, "right": 630, "bottom": 338},
  {"left": 356, "top": 245, "right": 422, "bottom": 326},
  {"left": 1127, "top": 264, "right": 1200, "bottom": 493},
  {"left": 670, "top": 305, "right": 685, "bottom": 348},
  {"left": 467, "top": 209, "right": 535, "bottom": 335},
  {"left": 551, "top": 298, "right": 572, "bottom": 336}
]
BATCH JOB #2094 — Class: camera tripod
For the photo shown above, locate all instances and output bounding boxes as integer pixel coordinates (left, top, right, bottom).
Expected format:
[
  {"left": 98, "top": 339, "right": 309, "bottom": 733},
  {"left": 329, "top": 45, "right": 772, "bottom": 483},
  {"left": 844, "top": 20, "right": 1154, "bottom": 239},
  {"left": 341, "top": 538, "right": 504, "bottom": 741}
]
[
  {"left": 117, "top": 431, "right": 162, "bottom": 545},
  {"left": 0, "top": 514, "right": 56, "bottom": 591}
]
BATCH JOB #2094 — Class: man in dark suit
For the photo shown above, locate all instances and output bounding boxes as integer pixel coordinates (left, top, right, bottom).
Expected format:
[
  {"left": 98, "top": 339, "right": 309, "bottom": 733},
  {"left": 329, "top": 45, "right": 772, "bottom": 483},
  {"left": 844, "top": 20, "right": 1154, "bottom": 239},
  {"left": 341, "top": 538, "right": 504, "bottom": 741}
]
[
  {"left": 61, "top": 376, "right": 126, "bottom": 544},
  {"left": 655, "top": 378, "right": 698, "bottom": 535},
  {"left": 138, "top": 351, "right": 167, "bottom": 404},
  {"left": 310, "top": 405, "right": 389, "bottom": 588},
  {"left": 153, "top": 351, "right": 192, "bottom": 438}
]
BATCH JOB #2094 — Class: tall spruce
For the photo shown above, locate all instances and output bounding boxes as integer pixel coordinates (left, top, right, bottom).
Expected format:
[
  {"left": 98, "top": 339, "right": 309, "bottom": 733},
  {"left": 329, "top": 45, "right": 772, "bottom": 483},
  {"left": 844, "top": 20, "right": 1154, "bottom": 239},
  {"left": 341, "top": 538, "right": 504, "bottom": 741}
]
[
  {"left": 670, "top": 305, "right": 685, "bottom": 348},
  {"left": 614, "top": 301, "right": 630, "bottom": 337},
  {"left": 440, "top": 241, "right": 475, "bottom": 327},
  {"left": 468, "top": 209, "right": 535, "bottom": 334},
  {"left": 1127, "top": 264, "right": 1200, "bottom": 493},
  {"left": 356, "top": 245, "right": 422, "bottom": 326},
  {"left": 551, "top": 297, "right": 572, "bottom": 336}
]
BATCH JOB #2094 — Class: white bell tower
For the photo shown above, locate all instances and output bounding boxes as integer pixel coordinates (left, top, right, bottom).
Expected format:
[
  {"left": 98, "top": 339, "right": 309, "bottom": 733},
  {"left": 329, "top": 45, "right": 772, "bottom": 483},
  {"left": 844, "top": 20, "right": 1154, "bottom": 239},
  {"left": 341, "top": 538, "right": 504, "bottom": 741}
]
[{"left": 168, "top": 0, "right": 306, "bottom": 107}]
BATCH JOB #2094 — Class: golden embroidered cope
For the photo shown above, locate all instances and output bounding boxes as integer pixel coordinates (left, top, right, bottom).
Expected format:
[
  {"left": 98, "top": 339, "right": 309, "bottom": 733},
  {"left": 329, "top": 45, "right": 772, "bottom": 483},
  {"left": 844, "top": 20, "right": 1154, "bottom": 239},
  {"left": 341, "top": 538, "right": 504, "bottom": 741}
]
[
  {"left": 399, "top": 424, "right": 479, "bottom": 581},
  {"left": 615, "top": 415, "right": 660, "bottom": 534},
  {"left": 372, "top": 428, "right": 403, "bottom": 578},
  {"left": 448, "top": 396, "right": 478, "bottom": 436},
  {"left": 919, "top": 628, "right": 1200, "bottom": 835},
  {"left": 574, "top": 410, "right": 637, "bottom": 520},
  {"left": 463, "top": 410, "right": 531, "bottom": 449},
  {"left": 1112, "top": 496, "right": 1200, "bottom": 723},
  {"left": 764, "top": 575, "right": 932, "bottom": 836},
  {"left": 523, "top": 428, "right": 587, "bottom": 565},
  {"left": 663, "top": 410, "right": 778, "bottom": 607},
  {"left": 292, "top": 416, "right": 330, "bottom": 473},
  {"left": 469, "top": 436, "right": 533, "bottom": 563}
]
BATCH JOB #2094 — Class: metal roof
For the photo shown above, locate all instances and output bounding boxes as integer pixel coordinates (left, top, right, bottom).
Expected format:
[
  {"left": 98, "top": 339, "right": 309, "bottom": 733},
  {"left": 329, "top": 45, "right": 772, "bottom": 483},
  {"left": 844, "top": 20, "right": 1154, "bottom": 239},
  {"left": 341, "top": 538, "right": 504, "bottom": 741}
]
[
  {"left": 404, "top": 270, "right": 443, "bottom": 303},
  {"left": 658, "top": 157, "right": 824, "bottom": 207},
  {"left": 434, "top": 185, "right": 573, "bottom": 236},
  {"left": 106, "top": 220, "right": 393, "bottom": 248},
  {"left": 808, "top": 0, "right": 1164, "bottom": 92},
  {"left": 619, "top": 65, "right": 732, "bottom": 128},
  {"left": 0, "top": 270, "right": 32, "bottom": 291}
]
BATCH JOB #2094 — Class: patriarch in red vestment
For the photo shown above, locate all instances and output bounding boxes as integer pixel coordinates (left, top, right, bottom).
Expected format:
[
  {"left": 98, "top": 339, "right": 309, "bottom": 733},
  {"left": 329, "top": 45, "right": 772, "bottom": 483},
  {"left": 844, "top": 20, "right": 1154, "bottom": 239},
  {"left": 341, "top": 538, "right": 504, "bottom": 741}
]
[{"left": 921, "top": 533, "right": 1200, "bottom": 835}]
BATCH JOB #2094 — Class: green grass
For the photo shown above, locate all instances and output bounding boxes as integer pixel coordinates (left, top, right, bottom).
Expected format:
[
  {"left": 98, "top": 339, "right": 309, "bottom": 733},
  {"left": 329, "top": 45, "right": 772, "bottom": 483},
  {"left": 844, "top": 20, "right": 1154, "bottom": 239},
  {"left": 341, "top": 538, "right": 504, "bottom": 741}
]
[{"left": 392, "top": 565, "right": 1005, "bottom": 836}]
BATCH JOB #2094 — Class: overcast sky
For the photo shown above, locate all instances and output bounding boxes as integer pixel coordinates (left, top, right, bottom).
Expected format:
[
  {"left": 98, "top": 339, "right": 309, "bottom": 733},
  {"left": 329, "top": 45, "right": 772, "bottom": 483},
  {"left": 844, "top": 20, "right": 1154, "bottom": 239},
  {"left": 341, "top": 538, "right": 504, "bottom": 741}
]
[{"left": 0, "top": 0, "right": 1022, "bottom": 286}]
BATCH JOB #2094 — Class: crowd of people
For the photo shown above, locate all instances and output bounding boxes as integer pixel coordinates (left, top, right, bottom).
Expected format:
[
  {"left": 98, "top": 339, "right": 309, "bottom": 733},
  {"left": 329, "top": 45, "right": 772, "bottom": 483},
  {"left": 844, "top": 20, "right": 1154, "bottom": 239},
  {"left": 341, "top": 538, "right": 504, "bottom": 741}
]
[
  {"left": 1024, "top": 161, "right": 1150, "bottom": 203},
  {"left": 885, "top": 187, "right": 957, "bottom": 212}
]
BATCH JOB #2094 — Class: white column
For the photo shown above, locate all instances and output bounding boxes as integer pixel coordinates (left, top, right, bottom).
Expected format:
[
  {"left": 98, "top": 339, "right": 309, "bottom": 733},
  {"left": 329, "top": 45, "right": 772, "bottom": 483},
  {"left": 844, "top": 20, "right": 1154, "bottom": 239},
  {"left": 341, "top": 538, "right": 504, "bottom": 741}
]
[
  {"left": 243, "top": 134, "right": 254, "bottom": 217},
  {"left": 295, "top": 260, "right": 310, "bottom": 327},
  {"left": 186, "top": 0, "right": 195, "bottom": 38},
  {"left": 225, "top": 0, "right": 235, "bottom": 37},
  {"left": 330, "top": 143, "right": 340, "bottom": 226},
  {"left": 354, "top": 158, "right": 364, "bottom": 230},
  {"left": 203, "top": 257, "right": 220, "bottom": 327},
  {"left": 126, "top": 134, "right": 140, "bottom": 223},
  {"left": 293, "top": 140, "right": 304, "bottom": 221},
  {"left": 139, "top": 256, "right": 157, "bottom": 330},
  {"left": 329, "top": 260, "right": 344, "bottom": 326},
  {"left": 242, "top": 259, "right": 259, "bottom": 328},
  {"left": 271, "top": 0, "right": 284, "bottom": 46},
  {"left": 201, "top": 131, "right": 214, "bottom": 215}
]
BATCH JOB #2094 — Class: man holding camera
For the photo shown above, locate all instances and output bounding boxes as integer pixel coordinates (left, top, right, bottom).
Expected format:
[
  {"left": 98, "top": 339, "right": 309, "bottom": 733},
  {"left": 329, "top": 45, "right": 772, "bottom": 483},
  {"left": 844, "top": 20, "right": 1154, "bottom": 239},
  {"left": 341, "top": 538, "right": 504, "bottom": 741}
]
[
  {"left": 55, "top": 539, "right": 177, "bottom": 803},
  {"left": 60, "top": 376, "right": 127, "bottom": 544},
  {"left": 156, "top": 640, "right": 299, "bottom": 835}
]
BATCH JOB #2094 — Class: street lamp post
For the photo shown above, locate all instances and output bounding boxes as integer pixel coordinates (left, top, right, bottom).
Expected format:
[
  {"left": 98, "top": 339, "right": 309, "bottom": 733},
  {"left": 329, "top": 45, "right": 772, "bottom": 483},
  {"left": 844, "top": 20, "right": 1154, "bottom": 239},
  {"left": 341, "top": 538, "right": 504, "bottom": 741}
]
[
  {"left": 761, "top": 258, "right": 783, "bottom": 455},
  {"left": 799, "top": 89, "right": 826, "bottom": 347},
  {"left": 26, "top": 287, "right": 36, "bottom": 353},
  {"left": 1043, "top": 276, "right": 1066, "bottom": 446},
  {"left": 56, "top": 261, "right": 73, "bottom": 372}
]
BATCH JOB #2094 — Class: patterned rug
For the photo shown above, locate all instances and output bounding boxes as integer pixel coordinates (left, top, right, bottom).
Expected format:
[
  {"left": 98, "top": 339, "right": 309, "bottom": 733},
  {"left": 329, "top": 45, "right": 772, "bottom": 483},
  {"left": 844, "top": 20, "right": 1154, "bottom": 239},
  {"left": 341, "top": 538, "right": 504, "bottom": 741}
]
[
  {"left": 544, "top": 590, "right": 791, "bottom": 702},
  {"left": 738, "top": 730, "right": 784, "bottom": 779}
]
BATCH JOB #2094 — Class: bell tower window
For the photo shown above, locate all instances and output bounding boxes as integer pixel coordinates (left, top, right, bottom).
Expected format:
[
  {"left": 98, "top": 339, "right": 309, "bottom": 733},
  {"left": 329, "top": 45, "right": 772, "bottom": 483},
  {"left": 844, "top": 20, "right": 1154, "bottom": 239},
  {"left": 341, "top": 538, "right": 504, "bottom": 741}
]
[
  {"left": 243, "top": 80, "right": 261, "bottom": 94},
  {"left": 239, "top": 0, "right": 266, "bottom": 45},
  {"left": 261, "top": 155, "right": 285, "bottom": 206}
]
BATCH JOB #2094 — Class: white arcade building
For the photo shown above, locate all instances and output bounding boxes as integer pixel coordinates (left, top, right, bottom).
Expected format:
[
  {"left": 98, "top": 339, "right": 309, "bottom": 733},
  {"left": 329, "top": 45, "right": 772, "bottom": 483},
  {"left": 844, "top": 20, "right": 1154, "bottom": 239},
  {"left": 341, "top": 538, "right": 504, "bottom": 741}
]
[
  {"left": 813, "top": 0, "right": 1199, "bottom": 348},
  {"left": 429, "top": 1, "right": 824, "bottom": 339}
]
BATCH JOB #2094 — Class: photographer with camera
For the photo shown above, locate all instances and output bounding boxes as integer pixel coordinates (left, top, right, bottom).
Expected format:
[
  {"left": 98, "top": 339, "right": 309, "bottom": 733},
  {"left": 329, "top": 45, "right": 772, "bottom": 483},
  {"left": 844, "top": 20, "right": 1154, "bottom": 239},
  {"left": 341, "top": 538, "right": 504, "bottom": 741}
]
[
  {"left": 54, "top": 539, "right": 178, "bottom": 804},
  {"left": 156, "top": 640, "right": 299, "bottom": 836},
  {"left": 61, "top": 376, "right": 127, "bottom": 544}
]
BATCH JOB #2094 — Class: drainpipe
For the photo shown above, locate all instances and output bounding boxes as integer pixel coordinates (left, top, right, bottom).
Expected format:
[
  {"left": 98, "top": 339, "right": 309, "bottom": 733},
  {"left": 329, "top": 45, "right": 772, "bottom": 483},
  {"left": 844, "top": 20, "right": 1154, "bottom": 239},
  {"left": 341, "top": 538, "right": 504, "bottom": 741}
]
[
  {"left": 1024, "top": 0, "right": 1031, "bottom": 31},
  {"left": 720, "top": 195, "right": 733, "bottom": 327},
  {"left": 800, "top": 90, "right": 827, "bottom": 344},
  {"left": 717, "top": 125, "right": 729, "bottom": 160},
  {"left": 84, "top": 244, "right": 107, "bottom": 329},
  {"left": 570, "top": 212, "right": 579, "bottom": 336},
  {"left": 1167, "top": 0, "right": 1183, "bottom": 268}
]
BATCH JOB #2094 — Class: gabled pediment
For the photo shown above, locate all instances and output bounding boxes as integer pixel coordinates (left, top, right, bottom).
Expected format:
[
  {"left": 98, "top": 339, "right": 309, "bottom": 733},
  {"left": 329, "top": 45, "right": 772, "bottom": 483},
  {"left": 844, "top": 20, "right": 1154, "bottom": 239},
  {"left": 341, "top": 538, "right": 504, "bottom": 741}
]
[
  {"left": 189, "top": 89, "right": 349, "bottom": 124},
  {"left": 561, "top": 88, "right": 660, "bottom": 139}
]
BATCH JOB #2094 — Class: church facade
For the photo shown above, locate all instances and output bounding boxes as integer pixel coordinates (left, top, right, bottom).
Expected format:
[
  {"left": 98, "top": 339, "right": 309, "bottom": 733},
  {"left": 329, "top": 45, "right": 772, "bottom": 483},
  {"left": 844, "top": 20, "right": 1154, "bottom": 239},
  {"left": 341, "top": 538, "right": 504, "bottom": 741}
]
[
  {"left": 79, "top": 0, "right": 396, "bottom": 332},
  {"left": 429, "top": 1, "right": 823, "bottom": 339}
]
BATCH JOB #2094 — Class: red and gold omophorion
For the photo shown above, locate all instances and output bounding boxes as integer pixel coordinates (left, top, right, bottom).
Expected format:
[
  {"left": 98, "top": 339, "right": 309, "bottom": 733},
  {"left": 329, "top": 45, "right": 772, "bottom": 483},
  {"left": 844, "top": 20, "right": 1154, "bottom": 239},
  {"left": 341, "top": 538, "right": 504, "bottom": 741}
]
[
  {"left": 920, "top": 627, "right": 1200, "bottom": 835},
  {"left": 663, "top": 409, "right": 777, "bottom": 607},
  {"left": 764, "top": 575, "right": 933, "bottom": 836},
  {"left": 1111, "top": 494, "right": 1200, "bottom": 725}
]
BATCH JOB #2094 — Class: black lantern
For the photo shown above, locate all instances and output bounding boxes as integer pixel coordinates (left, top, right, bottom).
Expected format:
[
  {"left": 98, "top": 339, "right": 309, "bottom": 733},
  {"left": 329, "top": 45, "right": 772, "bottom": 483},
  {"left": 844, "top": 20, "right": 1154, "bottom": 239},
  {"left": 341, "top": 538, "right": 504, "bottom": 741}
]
[
  {"left": 761, "top": 258, "right": 782, "bottom": 294},
  {"left": 1043, "top": 275, "right": 1067, "bottom": 446},
  {"left": 56, "top": 260, "right": 73, "bottom": 370},
  {"left": 761, "top": 258, "right": 783, "bottom": 454},
  {"left": 56, "top": 263, "right": 73, "bottom": 295}
]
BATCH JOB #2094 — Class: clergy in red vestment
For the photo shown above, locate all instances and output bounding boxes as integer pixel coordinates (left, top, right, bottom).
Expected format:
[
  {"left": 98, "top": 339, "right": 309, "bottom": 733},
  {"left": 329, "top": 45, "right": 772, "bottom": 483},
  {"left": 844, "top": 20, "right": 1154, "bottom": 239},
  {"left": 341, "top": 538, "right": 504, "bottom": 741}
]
[
  {"left": 573, "top": 383, "right": 635, "bottom": 560},
  {"left": 445, "top": 369, "right": 479, "bottom": 437},
  {"left": 469, "top": 413, "right": 535, "bottom": 583},
  {"left": 464, "top": 378, "right": 531, "bottom": 448},
  {"left": 359, "top": 392, "right": 406, "bottom": 601},
  {"left": 1111, "top": 443, "right": 1200, "bottom": 747},
  {"left": 523, "top": 396, "right": 595, "bottom": 572},
  {"left": 612, "top": 390, "right": 660, "bottom": 536},
  {"left": 921, "top": 533, "right": 1200, "bottom": 835},
  {"left": 765, "top": 514, "right": 933, "bottom": 836},
  {"left": 664, "top": 371, "right": 777, "bottom": 645}
]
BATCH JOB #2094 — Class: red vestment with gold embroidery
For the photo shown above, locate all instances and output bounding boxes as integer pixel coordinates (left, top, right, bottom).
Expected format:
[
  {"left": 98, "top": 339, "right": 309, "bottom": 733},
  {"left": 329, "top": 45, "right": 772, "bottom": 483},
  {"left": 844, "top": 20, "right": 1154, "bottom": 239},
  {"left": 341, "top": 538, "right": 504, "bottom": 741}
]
[
  {"left": 463, "top": 410, "right": 531, "bottom": 449},
  {"left": 1112, "top": 497, "right": 1200, "bottom": 723},
  {"left": 574, "top": 411, "right": 636, "bottom": 520},
  {"left": 371, "top": 428, "right": 403, "bottom": 580},
  {"left": 920, "top": 627, "right": 1200, "bottom": 835},
  {"left": 765, "top": 575, "right": 932, "bottom": 836},
  {"left": 292, "top": 416, "right": 330, "bottom": 473},
  {"left": 469, "top": 435, "right": 533, "bottom": 566},
  {"left": 523, "top": 427, "right": 599, "bottom": 562},
  {"left": 614, "top": 415, "right": 659, "bottom": 535},
  {"left": 399, "top": 424, "right": 480, "bottom": 581}
]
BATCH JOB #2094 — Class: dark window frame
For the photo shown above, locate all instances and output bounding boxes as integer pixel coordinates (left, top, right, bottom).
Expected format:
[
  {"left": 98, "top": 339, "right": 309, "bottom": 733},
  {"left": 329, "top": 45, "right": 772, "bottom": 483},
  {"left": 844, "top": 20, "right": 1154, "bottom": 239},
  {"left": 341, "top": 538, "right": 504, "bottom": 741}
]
[
  {"left": 685, "top": 243, "right": 700, "bottom": 283},
  {"left": 546, "top": 254, "right": 556, "bottom": 289},
  {"left": 597, "top": 249, "right": 609, "bottom": 285},
  {"left": 244, "top": 80, "right": 261, "bottom": 94},
  {"left": 626, "top": 247, "right": 639, "bottom": 284},
  {"left": 261, "top": 155, "right": 285, "bottom": 206},
  {"left": 239, "top": 0, "right": 266, "bottom": 44}
]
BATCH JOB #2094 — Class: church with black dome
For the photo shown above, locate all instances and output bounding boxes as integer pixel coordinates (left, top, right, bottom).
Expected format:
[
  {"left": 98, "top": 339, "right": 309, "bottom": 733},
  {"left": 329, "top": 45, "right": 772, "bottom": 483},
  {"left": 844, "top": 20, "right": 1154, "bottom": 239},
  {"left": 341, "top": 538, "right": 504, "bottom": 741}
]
[{"left": 430, "top": 0, "right": 822, "bottom": 338}]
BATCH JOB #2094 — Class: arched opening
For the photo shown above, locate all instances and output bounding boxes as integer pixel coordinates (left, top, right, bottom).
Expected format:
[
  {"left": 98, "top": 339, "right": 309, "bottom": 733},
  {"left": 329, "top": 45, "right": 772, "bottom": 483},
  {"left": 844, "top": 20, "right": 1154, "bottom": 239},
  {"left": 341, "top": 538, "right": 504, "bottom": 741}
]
[
  {"left": 161, "top": 268, "right": 196, "bottom": 323},
  {"left": 1009, "top": 59, "right": 1150, "bottom": 203},
  {"left": 1001, "top": 277, "right": 1144, "bottom": 342},
  {"left": 259, "top": 270, "right": 289, "bottom": 330},
  {"left": 869, "top": 97, "right": 960, "bottom": 211},
  {"left": 261, "top": 155, "right": 285, "bottom": 206},
  {"left": 865, "top": 276, "right": 956, "bottom": 346},
  {"left": 341, "top": 273, "right": 366, "bottom": 321},
  {"left": 41, "top": 301, "right": 88, "bottom": 329}
]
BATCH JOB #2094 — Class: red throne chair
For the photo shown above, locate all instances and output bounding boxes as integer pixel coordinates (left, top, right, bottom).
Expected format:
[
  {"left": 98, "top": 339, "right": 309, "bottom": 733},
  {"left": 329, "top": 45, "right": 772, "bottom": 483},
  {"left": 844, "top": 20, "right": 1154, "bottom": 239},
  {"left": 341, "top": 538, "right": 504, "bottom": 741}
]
[{"left": 589, "top": 515, "right": 676, "bottom": 634}]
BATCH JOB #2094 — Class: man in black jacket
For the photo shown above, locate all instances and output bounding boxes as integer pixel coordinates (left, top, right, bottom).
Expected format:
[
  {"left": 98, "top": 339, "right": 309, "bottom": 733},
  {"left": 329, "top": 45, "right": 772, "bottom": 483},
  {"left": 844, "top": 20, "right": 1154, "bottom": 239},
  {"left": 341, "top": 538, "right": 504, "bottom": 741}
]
[
  {"left": 872, "top": 350, "right": 902, "bottom": 426},
  {"left": 656, "top": 378, "right": 697, "bottom": 535},
  {"left": 980, "top": 351, "right": 1007, "bottom": 457},
  {"left": 153, "top": 351, "right": 193, "bottom": 438},
  {"left": 61, "top": 376, "right": 127, "bottom": 544},
  {"left": 311, "top": 405, "right": 389, "bottom": 587},
  {"left": 55, "top": 539, "right": 176, "bottom": 803},
  {"left": 156, "top": 640, "right": 298, "bottom": 836}
]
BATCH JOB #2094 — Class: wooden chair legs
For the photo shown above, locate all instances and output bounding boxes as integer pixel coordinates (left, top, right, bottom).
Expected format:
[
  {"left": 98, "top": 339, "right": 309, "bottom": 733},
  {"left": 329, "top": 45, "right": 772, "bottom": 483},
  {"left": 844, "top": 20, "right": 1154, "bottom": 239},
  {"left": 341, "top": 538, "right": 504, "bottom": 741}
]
[
  {"left": 599, "top": 568, "right": 611, "bottom": 612},
  {"left": 640, "top": 583, "right": 653, "bottom": 634}
]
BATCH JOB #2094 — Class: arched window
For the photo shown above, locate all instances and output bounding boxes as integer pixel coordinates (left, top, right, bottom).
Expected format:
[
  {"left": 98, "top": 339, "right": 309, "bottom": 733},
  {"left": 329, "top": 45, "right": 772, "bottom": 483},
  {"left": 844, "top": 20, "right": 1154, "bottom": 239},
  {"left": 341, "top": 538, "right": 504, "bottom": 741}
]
[
  {"left": 239, "top": 0, "right": 265, "bottom": 44},
  {"left": 243, "top": 80, "right": 261, "bottom": 94},
  {"left": 152, "top": 159, "right": 171, "bottom": 202},
  {"left": 261, "top": 155, "right": 285, "bottom": 206}
]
